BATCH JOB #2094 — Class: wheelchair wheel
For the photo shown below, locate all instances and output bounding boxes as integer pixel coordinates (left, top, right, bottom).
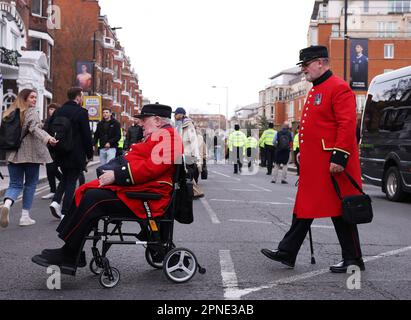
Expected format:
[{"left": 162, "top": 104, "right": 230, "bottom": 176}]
[
  {"left": 89, "top": 258, "right": 104, "bottom": 275},
  {"left": 99, "top": 267, "right": 120, "bottom": 289},
  {"left": 163, "top": 248, "right": 197, "bottom": 283},
  {"left": 145, "top": 247, "right": 163, "bottom": 269}
]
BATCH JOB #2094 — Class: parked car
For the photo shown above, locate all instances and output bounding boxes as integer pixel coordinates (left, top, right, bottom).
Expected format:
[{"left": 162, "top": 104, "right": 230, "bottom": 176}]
[{"left": 360, "top": 65, "right": 411, "bottom": 201}]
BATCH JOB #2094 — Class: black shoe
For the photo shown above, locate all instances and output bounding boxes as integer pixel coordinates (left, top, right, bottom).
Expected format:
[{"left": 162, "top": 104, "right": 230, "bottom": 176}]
[
  {"left": 41, "top": 249, "right": 87, "bottom": 268},
  {"left": 266, "top": 172, "right": 271, "bottom": 175},
  {"left": 281, "top": 180, "right": 288, "bottom": 184},
  {"left": 260, "top": 249, "right": 295, "bottom": 268},
  {"left": 271, "top": 180, "right": 276, "bottom": 184},
  {"left": 330, "top": 259, "right": 365, "bottom": 273},
  {"left": 31, "top": 252, "right": 78, "bottom": 275}
]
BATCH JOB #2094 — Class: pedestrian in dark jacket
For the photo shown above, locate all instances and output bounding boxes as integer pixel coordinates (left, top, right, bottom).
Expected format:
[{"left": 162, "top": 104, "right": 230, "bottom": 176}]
[
  {"left": 271, "top": 121, "right": 292, "bottom": 184},
  {"left": 47, "top": 87, "right": 94, "bottom": 219},
  {"left": 123, "top": 115, "right": 143, "bottom": 151},
  {"left": 42, "top": 103, "right": 62, "bottom": 200},
  {"left": 93, "top": 108, "right": 121, "bottom": 165}
]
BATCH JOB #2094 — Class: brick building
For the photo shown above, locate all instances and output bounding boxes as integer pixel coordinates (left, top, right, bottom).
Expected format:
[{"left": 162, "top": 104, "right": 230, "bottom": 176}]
[
  {"left": 1, "top": 0, "right": 55, "bottom": 120},
  {"left": 52, "top": 0, "right": 143, "bottom": 129}
]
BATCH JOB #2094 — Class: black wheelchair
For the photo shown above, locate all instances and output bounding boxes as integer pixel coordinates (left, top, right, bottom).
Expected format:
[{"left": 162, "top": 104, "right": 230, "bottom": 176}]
[{"left": 79, "top": 159, "right": 206, "bottom": 288}]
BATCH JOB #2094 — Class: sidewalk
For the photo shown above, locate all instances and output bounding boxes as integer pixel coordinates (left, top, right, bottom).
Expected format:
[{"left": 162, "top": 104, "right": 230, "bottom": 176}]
[{"left": 0, "top": 160, "right": 100, "bottom": 198}]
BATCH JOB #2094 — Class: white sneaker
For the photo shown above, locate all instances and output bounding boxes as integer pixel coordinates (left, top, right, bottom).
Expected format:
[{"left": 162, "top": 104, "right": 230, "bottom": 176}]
[
  {"left": 19, "top": 216, "right": 36, "bottom": 226},
  {"left": 41, "top": 193, "right": 55, "bottom": 200},
  {"left": 0, "top": 206, "right": 10, "bottom": 228},
  {"left": 49, "top": 201, "right": 62, "bottom": 219}
]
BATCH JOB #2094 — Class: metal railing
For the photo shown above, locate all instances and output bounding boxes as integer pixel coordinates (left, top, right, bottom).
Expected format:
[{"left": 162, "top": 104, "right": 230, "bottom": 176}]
[{"left": 0, "top": 47, "right": 21, "bottom": 67}]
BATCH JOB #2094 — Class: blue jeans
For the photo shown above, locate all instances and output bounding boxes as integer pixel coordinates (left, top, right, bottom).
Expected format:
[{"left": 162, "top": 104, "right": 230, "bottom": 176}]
[
  {"left": 5, "top": 163, "right": 40, "bottom": 210},
  {"left": 99, "top": 148, "right": 117, "bottom": 165}
]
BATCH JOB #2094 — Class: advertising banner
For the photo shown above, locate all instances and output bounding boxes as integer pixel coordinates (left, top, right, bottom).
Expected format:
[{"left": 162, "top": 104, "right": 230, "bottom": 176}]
[
  {"left": 83, "top": 96, "right": 102, "bottom": 121},
  {"left": 350, "top": 38, "right": 369, "bottom": 91}
]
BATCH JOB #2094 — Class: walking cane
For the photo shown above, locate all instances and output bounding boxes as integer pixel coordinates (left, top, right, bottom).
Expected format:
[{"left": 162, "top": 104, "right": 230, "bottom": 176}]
[
  {"left": 0, "top": 171, "right": 4, "bottom": 180},
  {"left": 309, "top": 227, "right": 316, "bottom": 264}
]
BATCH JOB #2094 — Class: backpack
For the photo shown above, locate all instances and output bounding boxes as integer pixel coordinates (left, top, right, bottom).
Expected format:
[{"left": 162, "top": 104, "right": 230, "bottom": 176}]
[
  {"left": 0, "top": 109, "right": 26, "bottom": 151},
  {"left": 277, "top": 132, "right": 291, "bottom": 151},
  {"left": 49, "top": 111, "right": 79, "bottom": 154}
]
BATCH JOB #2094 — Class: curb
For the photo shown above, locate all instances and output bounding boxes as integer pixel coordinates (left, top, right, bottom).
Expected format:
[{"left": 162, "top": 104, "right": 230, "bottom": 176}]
[{"left": 0, "top": 161, "right": 100, "bottom": 198}]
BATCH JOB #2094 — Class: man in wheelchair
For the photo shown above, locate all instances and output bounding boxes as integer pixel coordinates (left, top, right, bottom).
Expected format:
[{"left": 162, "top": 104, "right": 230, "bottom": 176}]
[{"left": 32, "top": 103, "right": 183, "bottom": 275}]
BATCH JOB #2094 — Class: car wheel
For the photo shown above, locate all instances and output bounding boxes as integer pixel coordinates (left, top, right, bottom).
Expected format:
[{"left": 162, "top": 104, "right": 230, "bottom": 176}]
[{"left": 384, "top": 166, "right": 406, "bottom": 202}]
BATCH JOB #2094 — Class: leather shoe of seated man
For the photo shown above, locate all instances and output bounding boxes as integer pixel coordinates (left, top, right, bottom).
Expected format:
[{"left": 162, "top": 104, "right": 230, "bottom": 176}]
[
  {"left": 32, "top": 246, "right": 82, "bottom": 275},
  {"left": 330, "top": 259, "right": 365, "bottom": 273},
  {"left": 260, "top": 248, "right": 296, "bottom": 268},
  {"left": 41, "top": 248, "right": 87, "bottom": 268}
]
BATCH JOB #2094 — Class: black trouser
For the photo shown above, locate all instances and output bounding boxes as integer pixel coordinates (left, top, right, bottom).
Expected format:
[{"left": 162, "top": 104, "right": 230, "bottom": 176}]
[
  {"left": 247, "top": 147, "right": 257, "bottom": 168},
  {"left": 53, "top": 167, "right": 82, "bottom": 216},
  {"left": 278, "top": 214, "right": 362, "bottom": 261},
  {"left": 46, "top": 162, "right": 62, "bottom": 193},
  {"left": 57, "top": 189, "right": 135, "bottom": 254},
  {"left": 78, "top": 171, "right": 85, "bottom": 186},
  {"left": 265, "top": 145, "right": 276, "bottom": 174},
  {"left": 186, "top": 164, "right": 199, "bottom": 183},
  {"left": 260, "top": 147, "right": 266, "bottom": 167},
  {"left": 232, "top": 147, "right": 243, "bottom": 173},
  {"left": 294, "top": 148, "right": 300, "bottom": 175}
]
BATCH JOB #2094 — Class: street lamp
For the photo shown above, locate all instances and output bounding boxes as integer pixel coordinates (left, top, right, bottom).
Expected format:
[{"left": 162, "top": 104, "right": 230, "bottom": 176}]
[{"left": 211, "top": 85, "right": 229, "bottom": 130}]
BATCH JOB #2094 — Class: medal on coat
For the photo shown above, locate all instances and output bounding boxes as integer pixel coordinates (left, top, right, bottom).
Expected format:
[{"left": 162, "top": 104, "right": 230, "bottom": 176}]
[{"left": 314, "top": 94, "right": 323, "bottom": 106}]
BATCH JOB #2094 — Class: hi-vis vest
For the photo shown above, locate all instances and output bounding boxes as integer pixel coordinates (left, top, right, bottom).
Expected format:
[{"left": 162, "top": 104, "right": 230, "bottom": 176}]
[
  {"left": 293, "top": 132, "right": 299, "bottom": 151},
  {"left": 228, "top": 130, "right": 247, "bottom": 151},
  {"left": 246, "top": 137, "right": 258, "bottom": 149},
  {"left": 259, "top": 128, "right": 277, "bottom": 147}
]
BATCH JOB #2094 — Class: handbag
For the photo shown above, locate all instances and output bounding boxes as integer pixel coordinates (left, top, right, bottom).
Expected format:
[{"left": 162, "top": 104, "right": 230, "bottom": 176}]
[
  {"left": 331, "top": 172, "right": 373, "bottom": 225},
  {"left": 174, "top": 165, "right": 194, "bottom": 224},
  {"left": 201, "top": 159, "right": 208, "bottom": 180}
]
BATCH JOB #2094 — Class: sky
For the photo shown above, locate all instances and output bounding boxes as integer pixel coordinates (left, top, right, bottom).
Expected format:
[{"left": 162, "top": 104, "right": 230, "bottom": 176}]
[{"left": 98, "top": 0, "right": 316, "bottom": 117}]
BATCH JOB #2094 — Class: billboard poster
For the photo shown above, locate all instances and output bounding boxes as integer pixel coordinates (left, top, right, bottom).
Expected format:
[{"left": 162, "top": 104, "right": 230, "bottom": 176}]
[
  {"left": 75, "top": 61, "right": 93, "bottom": 93},
  {"left": 350, "top": 38, "right": 369, "bottom": 91},
  {"left": 83, "top": 96, "right": 102, "bottom": 121}
]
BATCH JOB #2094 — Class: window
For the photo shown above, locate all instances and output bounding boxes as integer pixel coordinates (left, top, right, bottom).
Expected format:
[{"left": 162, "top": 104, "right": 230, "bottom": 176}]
[
  {"left": 384, "top": 44, "right": 394, "bottom": 59},
  {"left": 378, "top": 21, "right": 397, "bottom": 37},
  {"left": 391, "top": 0, "right": 410, "bottom": 13},
  {"left": 114, "top": 65, "right": 119, "bottom": 79},
  {"left": 31, "top": 38, "right": 41, "bottom": 51},
  {"left": 11, "top": 32, "right": 19, "bottom": 50},
  {"left": 47, "top": 43, "right": 52, "bottom": 78},
  {"left": 0, "top": 21, "right": 6, "bottom": 47},
  {"left": 364, "top": 0, "right": 369, "bottom": 13},
  {"left": 331, "top": 25, "right": 340, "bottom": 37},
  {"left": 32, "top": 0, "right": 42, "bottom": 16},
  {"left": 356, "top": 95, "right": 366, "bottom": 114},
  {"left": 288, "top": 101, "right": 295, "bottom": 120},
  {"left": 113, "top": 88, "right": 118, "bottom": 103}
]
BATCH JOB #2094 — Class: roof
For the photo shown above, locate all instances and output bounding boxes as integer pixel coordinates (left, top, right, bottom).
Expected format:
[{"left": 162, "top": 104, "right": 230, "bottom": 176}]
[{"left": 269, "top": 66, "right": 302, "bottom": 80}]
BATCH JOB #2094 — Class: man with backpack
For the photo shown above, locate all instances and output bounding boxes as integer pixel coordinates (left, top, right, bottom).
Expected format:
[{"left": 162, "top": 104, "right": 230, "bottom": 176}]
[
  {"left": 47, "top": 87, "right": 94, "bottom": 219},
  {"left": 271, "top": 121, "right": 292, "bottom": 184}
]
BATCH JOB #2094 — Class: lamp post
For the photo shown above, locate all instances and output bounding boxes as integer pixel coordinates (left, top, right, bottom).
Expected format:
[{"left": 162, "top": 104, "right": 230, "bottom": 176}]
[{"left": 211, "top": 85, "right": 228, "bottom": 130}]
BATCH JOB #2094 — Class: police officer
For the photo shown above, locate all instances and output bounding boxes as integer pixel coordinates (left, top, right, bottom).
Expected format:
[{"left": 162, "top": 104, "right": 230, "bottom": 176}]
[
  {"left": 246, "top": 131, "right": 258, "bottom": 170},
  {"left": 228, "top": 124, "right": 247, "bottom": 174},
  {"left": 261, "top": 45, "right": 365, "bottom": 273},
  {"left": 259, "top": 123, "right": 277, "bottom": 175}
]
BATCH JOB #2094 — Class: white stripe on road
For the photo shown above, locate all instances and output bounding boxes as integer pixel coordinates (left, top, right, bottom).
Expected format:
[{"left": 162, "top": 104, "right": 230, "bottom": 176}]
[
  {"left": 200, "top": 198, "right": 221, "bottom": 224},
  {"left": 0, "top": 185, "right": 50, "bottom": 209},
  {"left": 287, "top": 197, "right": 295, "bottom": 201},
  {"left": 211, "top": 170, "right": 241, "bottom": 181},
  {"left": 228, "top": 219, "right": 334, "bottom": 229},
  {"left": 249, "top": 184, "right": 271, "bottom": 192},
  {"left": 229, "top": 219, "right": 273, "bottom": 225},
  {"left": 224, "top": 245, "right": 411, "bottom": 299},
  {"left": 219, "top": 250, "right": 240, "bottom": 300},
  {"left": 210, "top": 199, "right": 293, "bottom": 206}
]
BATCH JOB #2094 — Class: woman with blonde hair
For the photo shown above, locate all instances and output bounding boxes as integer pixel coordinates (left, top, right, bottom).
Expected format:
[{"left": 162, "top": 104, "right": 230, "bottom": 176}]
[{"left": 0, "top": 89, "right": 58, "bottom": 228}]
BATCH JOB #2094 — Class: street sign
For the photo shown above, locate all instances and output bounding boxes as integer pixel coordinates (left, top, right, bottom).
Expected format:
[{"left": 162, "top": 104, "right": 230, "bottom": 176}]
[{"left": 83, "top": 96, "right": 102, "bottom": 121}]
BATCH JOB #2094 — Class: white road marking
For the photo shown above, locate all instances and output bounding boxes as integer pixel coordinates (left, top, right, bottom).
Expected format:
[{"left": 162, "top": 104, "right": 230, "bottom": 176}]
[
  {"left": 287, "top": 197, "right": 295, "bottom": 201},
  {"left": 224, "top": 245, "right": 411, "bottom": 299},
  {"left": 210, "top": 199, "right": 293, "bottom": 206},
  {"left": 200, "top": 198, "right": 221, "bottom": 224},
  {"left": 0, "top": 185, "right": 49, "bottom": 209},
  {"left": 229, "top": 219, "right": 272, "bottom": 225},
  {"left": 219, "top": 250, "right": 240, "bottom": 300},
  {"left": 211, "top": 170, "right": 241, "bottom": 181},
  {"left": 249, "top": 184, "right": 271, "bottom": 192}
]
